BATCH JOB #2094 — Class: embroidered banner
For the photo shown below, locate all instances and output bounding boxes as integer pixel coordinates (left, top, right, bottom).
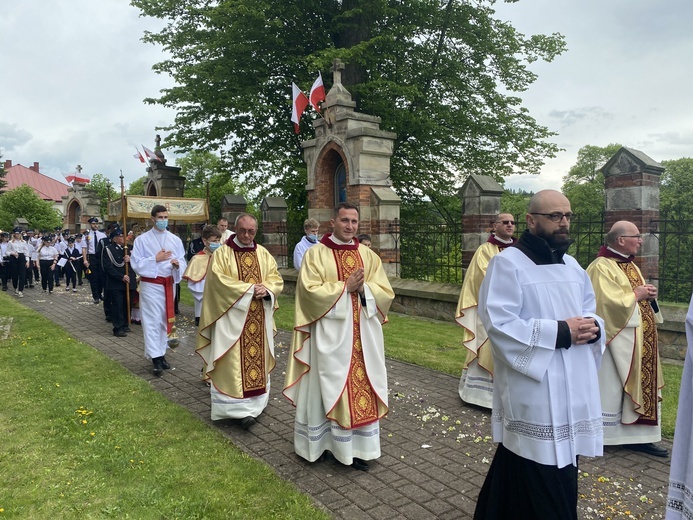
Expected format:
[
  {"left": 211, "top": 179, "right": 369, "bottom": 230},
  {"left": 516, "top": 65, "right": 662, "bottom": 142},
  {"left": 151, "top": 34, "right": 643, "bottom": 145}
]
[{"left": 108, "top": 196, "right": 208, "bottom": 222}]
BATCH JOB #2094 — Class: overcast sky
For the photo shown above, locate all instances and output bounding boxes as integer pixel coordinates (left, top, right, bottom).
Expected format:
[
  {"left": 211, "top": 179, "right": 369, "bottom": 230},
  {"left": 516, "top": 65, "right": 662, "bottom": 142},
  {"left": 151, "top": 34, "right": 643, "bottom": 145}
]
[{"left": 2, "top": 1, "right": 692, "bottom": 193}]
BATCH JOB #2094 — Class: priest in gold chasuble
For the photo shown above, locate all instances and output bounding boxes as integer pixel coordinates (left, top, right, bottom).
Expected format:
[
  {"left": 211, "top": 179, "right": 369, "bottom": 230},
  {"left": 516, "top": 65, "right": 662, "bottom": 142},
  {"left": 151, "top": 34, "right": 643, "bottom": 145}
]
[
  {"left": 455, "top": 213, "right": 516, "bottom": 409},
  {"left": 196, "top": 214, "right": 283, "bottom": 425},
  {"left": 283, "top": 203, "right": 394, "bottom": 471},
  {"left": 587, "top": 221, "right": 667, "bottom": 457}
]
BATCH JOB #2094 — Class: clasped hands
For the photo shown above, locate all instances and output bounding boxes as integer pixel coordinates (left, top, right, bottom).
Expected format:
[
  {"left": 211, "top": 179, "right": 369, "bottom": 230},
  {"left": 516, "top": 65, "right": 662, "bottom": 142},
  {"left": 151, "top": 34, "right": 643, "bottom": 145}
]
[
  {"left": 253, "top": 284, "right": 269, "bottom": 300},
  {"left": 346, "top": 268, "right": 365, "bottom": 295},
  {"left": 155, "top": 249, "right": 178, "bottom": 269},
  {"left": 565, "top": 316, "right": 600, "bottom": 345},
  {"left": 634, "top": 283, "right": 657, "bottom": 302}
]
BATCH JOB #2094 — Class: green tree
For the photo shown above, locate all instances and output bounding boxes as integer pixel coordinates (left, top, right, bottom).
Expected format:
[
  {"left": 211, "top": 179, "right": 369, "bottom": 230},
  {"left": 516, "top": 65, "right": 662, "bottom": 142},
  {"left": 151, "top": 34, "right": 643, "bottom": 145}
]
[
  {"left": 87, "top": 173, "right": 115, "bottom": 218},
  {"left": 660, "top": 158, "right": 693, "bottom": 216},
  {"left": 0, "top": 185, "right": 62, "bottom": 231},
  {"left": 561, "top": 143, "right": 622, "bottom": 218},
  {"left": 176, "top": 150, "right": 246, "bottom": 222},
  {"left": 132, "top": 0, "right": 565, "bottom": 206},
  {"left": 501, "top": 189, "right": 532, "bottom": 222},
  {"left": 127, "top": 176, "right": 148, "bottom": 196}
]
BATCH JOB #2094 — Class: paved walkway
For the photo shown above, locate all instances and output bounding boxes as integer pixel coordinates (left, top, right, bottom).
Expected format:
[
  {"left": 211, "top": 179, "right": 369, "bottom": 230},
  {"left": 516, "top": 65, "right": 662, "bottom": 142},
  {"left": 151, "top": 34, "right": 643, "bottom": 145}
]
[{"left": 15, "top": 284, "right": 671, "bottom": 519}]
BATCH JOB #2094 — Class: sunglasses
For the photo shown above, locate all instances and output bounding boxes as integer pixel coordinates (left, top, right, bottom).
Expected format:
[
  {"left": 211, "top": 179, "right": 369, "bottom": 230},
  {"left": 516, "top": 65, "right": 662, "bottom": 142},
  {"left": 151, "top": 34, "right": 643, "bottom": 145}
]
[{"left": 497, "top": 220, "right": 515, "bottom": 225}]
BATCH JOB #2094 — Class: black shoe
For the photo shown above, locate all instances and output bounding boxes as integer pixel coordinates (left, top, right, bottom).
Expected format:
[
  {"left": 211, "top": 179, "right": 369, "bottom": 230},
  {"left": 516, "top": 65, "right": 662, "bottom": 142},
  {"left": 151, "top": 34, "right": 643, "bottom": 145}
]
[
  {"left": 317, "top": 451, "right": 335, "bottom": 463},
  {"left": 105, "top": 317, "right": 112, "bottom": 322},
  {"left": 93, "top": 298, "right": 100, "bottom": 304},
  {"left": 625, "top": 443, "right": 669, "bottom": 457},
  {"left": 240, "top": 416, "right": 256, "bottom": 430},
  {"left": 113, "top": 331, "right": 127, "bottom": 337},
  {"left": 28, "top": 284, "right": 34, "bottom": 288},
  {"left": 1, "top": 287, "right": 6, "bottom": 291},
  {"left": 78, "top": 281, "right": 83, "bottom": 285},
  {"left": 123, "top": 327, "right": 132, "bottom": 333},
  {"left": 152, "top": 357, "right": 164, "bottom": 376},
  {"left": 55, "top": 283, "right": 60, "bottom": 287},
  {"left": 161, "top": 357, "right": 171, "bottom": 370},
  {"left": 351, "top": 458, "right": 370, "bottom": 471}
]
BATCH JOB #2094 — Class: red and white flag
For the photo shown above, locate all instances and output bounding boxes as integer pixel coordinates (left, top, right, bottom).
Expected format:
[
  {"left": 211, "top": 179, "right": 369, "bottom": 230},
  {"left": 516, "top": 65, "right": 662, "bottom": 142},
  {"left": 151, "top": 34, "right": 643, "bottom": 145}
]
[
  {"left": 133, "top": 147, "right": 146, "bottom": 163},
  {"left": 309, "top": 72, "right": 326, "bottom": 113},
  {"left": 63, "top": 172, "right": 90, "bottom": 184},
  {"left": 142, "top": 145, "right": 162, "bottom": 162},
  {"left": 291, "top": 82, "right": 309, "bottom": 134}
]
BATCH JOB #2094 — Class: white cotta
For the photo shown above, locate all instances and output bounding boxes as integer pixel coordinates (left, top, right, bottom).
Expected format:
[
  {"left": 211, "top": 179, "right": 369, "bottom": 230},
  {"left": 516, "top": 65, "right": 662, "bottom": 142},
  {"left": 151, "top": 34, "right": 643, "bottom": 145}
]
[
  {"left": 479, "top": 248, "right": 606, "bottom": 469},
  {"left": 665, "top": 295, "right": 693, "bottom": 519}
]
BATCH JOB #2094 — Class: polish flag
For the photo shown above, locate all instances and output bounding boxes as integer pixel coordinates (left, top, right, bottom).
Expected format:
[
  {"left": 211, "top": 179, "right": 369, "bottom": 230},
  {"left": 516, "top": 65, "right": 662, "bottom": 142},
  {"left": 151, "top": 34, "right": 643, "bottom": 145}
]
[
  {"left": 309, "top": 72, "right": 326, "bottom": 113},
  {"left": 291, "top": 82, "right": 309, "bottom": 133},
  {"left": 133, "top": 147, "right": 146, "bottom": 163},
  {"left": 63, "top": 173, "right": 90, "bottom": 184},
  {"left": 142, "top": 145, "right": 162, "bottom": 162}
]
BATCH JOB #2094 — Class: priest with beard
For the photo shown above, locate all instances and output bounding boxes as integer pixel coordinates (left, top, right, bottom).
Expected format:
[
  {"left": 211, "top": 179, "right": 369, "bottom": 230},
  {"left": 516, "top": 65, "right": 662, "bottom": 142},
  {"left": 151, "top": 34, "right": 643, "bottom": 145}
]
[{"left": 474, "top": 190, "right": 605, "bottom": 520}]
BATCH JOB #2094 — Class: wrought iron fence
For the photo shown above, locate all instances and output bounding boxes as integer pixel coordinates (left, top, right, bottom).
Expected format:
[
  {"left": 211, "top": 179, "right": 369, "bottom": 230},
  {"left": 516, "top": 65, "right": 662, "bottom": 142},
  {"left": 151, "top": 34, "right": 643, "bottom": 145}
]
[
  {"left": 650, "top": 213, "right": 693, "bottom": 303},
  {"left": 274, "top": 211, "right": 693, "bottom": 303}
]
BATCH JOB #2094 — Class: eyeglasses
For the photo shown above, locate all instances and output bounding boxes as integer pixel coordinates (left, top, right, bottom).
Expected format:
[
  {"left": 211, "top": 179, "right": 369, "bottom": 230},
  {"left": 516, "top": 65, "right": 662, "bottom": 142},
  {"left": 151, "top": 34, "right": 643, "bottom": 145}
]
[
  {"left": 620, "top": 234, "right": 643, "bottom": 239},
  {"left": 530, "top": 212, "right": 575, "bottom": 222},
  {"left": 236, "top": 228, "right": 257, "bottom": 236},
  {"left": 497, "top": 220, "right": 515, "bottom": 225}
]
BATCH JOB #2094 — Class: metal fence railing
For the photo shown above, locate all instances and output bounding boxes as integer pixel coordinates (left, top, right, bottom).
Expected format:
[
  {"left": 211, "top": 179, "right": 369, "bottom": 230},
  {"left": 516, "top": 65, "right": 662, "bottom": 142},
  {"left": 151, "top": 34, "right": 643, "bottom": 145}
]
[{"left": 274, "top": 211, "right": 693, "bottom": 304}]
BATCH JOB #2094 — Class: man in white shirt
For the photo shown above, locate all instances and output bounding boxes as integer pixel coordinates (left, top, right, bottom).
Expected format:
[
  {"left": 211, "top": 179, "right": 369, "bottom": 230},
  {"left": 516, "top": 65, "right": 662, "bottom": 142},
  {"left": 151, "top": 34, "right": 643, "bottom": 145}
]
[{"left": 82, "top": 217, "right": 107, "bottom": 304}]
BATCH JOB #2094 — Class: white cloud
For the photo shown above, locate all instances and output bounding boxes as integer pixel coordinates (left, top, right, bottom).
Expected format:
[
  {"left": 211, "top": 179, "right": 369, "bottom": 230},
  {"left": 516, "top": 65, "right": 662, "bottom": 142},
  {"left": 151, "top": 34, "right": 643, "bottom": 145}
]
[{"left": 2, "top": 0, "right": 692, "bottom": 198}]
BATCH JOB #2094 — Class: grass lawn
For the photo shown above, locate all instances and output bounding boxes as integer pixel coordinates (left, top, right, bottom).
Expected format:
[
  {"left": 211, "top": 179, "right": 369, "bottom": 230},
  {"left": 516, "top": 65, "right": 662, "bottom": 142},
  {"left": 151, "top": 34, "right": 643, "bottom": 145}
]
[{"left": 0, "top": 294, "right": 329, "bottom": 520}]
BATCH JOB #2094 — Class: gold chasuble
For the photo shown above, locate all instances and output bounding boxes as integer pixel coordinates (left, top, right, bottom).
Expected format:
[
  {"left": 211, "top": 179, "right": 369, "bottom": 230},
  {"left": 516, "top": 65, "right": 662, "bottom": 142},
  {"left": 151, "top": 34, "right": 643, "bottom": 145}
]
[
  {"left": 587, "top": 249, "right": 663, "bottom": 426},
  {"left": 332, "top": 247, "right": 378, "bottom": 427},
  {"left": 455, "top": 236, "right": 515, "bottom": 375},
  {"left": 196, "top": 240, "right": 283, "bottom": 399},
  {"left": 182, "top": 250, "right": 212, "bottom": 283},
  {"left": 284, "top": 235, "right": 394, "bottom": 430}
]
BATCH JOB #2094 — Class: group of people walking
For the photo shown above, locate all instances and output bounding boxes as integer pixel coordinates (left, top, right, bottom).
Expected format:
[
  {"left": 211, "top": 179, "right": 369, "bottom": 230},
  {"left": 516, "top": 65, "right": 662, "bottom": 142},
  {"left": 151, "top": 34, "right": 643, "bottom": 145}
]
[
  {"left": 8, "top": 192, "right": 693, "bottom": 519},
  {"left": 0, "top": 227, "right": 86, "bottom": 297},
  {"left": 454, "top": 189, "right": 687, "bottom": 519}
]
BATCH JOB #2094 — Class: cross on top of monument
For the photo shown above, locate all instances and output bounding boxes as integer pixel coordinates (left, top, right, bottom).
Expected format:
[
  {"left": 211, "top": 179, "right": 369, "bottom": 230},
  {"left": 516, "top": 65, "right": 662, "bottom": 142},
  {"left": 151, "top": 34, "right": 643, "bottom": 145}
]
[
  {"left": 155, "top": 134, "right": 161, "bottom": 149},
  {"left": 332, "top": 59, "right": 345, "bottom": 86},
  {"left": 76, "top": 165, "right": 82, "bottom": 174}
]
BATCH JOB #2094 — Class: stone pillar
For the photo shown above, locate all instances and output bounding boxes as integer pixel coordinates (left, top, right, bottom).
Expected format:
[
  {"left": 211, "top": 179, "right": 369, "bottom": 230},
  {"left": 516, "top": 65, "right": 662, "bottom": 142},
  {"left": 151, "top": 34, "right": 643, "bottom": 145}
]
[
  {"left": 301, "top": 59, "right": 401, "bottom": 276},
  {"left": 220, "top": 195, "right": 247, "bottom": 227},
  {"left": 459, "top": 175, "right": 504, "bottom": 269},
  {"left": 601, "top": 147, "right": 663, "bottom": 282},
  {"left": 261, "top": 197, "right": 288, "bottom": 267},
  {"left": 143, "top": 135, "right": 186, "bottom": 198},
  {"left": 62, "top": 181, "right": 102, "bottom": 232}
]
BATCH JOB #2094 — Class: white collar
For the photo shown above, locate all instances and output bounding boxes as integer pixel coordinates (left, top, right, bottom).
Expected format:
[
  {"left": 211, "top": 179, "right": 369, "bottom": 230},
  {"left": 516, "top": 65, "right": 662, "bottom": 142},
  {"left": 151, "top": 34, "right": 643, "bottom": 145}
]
[
  {"left": 606, "top": 246, "right": 631, "bottom": 259},
  {"left": 328, "top": 234, "right": 353, "bottom": 246},
  {"left": 233, "top": 236, "right": 254, "bottom": 248}
]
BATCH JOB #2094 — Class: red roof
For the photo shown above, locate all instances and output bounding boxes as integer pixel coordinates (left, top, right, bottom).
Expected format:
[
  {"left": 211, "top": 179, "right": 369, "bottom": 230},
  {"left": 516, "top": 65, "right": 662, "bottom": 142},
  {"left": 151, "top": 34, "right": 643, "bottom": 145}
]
[{"left": 4, "top": 163, "right": 69, "bottom": 203}]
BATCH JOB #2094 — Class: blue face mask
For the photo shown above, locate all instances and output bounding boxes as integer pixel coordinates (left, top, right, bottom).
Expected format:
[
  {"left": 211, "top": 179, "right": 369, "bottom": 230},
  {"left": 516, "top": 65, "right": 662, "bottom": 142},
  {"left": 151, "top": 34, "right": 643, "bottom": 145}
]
[
  {"left": 208, "top": 242, "right": 221, "bottom": 252},
  {"left": 155, "top": 219, "right": 168, "bottom": 231},
  {"left": 307, "top": 234, "right": 318, "bottom": 243}
]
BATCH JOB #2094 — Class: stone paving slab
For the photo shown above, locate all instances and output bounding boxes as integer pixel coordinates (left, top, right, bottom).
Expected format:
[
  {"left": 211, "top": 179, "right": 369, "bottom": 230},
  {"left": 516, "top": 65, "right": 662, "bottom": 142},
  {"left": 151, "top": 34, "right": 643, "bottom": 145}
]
[{"left": 11, "top": 284, "right": 671, "bottom": 519}]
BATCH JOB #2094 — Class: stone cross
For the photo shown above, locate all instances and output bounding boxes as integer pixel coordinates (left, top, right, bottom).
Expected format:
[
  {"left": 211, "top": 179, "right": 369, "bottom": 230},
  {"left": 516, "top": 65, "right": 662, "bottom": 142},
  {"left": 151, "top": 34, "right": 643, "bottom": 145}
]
[
  {"left": 76, "top": 165, "right": 82, "bottom": 174},
  {"left": 155, "top": 134, "right": 161, "bottom": 149},
  {"left": 332, "top": 59, "right": 345, "bottom": 86}
]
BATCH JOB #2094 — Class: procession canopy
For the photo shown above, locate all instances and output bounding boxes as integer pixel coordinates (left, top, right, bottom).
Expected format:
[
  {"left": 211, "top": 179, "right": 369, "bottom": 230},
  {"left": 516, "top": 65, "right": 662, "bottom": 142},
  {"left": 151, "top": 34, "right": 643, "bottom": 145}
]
[{"left": 108, "top": 195, "right": 208, "bottom": 223}]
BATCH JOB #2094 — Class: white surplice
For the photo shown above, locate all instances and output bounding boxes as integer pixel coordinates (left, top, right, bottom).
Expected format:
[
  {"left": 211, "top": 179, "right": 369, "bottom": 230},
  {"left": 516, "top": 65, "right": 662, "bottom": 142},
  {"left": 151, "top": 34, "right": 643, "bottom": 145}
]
[
  {"left": 130, "top": 228, "right": 186, "bottom": 360},
  {"left": 478, "top": 247, "right": 606, "bottom": 469},
  {"left": 666, "top": 295, "right": 693, "bottom": 519}
]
